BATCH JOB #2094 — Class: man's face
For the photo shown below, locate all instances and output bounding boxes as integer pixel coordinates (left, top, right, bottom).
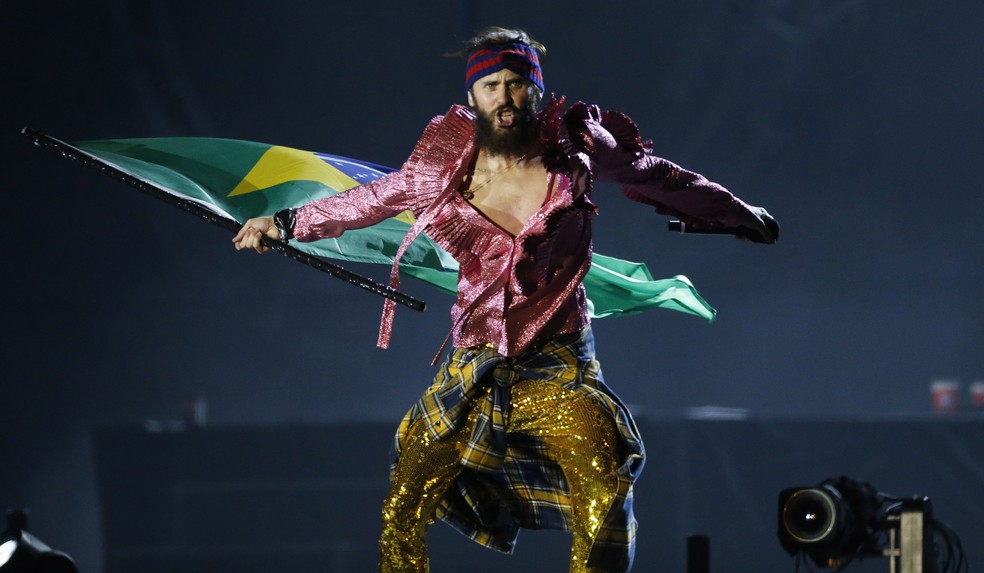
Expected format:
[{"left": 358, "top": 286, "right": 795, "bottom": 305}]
[
  {"left": 470, "top": 69, "right": 531, "bottom": 127},
  {"left": 470, "top": 68, "right": 539, "bottom": 156}
]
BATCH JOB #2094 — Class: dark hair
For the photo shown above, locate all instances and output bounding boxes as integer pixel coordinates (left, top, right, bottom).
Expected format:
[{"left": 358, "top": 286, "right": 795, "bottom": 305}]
[
  {"left": 450, "top": 26, "right": 546, "bottom": 58},
  {"left": 452, "top": 27, "right": 547, "bottom": 107}
]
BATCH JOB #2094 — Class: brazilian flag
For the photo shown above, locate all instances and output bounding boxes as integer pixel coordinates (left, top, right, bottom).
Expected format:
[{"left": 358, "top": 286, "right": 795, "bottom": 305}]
[{"left": 45, "top": 134, "right": 716, "bottom": 321}]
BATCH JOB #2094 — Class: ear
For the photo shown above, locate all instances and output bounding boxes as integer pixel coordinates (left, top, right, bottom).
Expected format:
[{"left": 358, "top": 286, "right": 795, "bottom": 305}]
[{"left": 466, "top": 91, "right": 475, "bottom": 106}]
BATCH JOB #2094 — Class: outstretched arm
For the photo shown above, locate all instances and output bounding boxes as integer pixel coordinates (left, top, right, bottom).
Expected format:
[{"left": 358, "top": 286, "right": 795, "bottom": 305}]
[
  {"left": 566, "top": 103, "right": 778, "bottom": 244},
  {"left": 231, "top": 167, "right": 413, "bottom": 253},
  {"left": 617, "top": 153, "right": 777, "bottom": 244}
]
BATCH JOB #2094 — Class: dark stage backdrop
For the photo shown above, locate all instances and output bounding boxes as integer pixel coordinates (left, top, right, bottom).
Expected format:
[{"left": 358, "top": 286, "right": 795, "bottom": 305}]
[
  {"left": 93, "top": 419, "right": 984, "bottom": 573},
  {"left": 2, "top": 1, "right": 982, "bottom": 572}
]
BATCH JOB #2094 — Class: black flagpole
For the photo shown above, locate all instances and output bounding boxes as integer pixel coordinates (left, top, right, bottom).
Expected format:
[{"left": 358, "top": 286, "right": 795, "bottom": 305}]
[{"left": 22, "top": 127, "right": 427, "bottom": 312}]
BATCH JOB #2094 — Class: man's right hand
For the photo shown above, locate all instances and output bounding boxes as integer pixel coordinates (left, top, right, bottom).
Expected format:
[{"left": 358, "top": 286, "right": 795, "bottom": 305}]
[{"left": 232, "top": 216, "right": 279, "bottom": 253}]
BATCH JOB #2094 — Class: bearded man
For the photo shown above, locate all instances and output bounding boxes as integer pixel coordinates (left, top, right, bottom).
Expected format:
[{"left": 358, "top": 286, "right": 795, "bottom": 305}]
[{"left": 233, "top": 27, "right": 776, "bottom": 573}]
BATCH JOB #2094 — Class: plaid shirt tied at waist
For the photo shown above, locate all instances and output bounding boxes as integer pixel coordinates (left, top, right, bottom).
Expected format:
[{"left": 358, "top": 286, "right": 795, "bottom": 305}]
[{"left": 392, "top": 328, "right": 646, "bottom": 571}]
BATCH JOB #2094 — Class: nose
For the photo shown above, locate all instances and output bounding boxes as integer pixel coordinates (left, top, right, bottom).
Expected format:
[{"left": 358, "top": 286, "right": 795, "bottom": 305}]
[{"left": 494, "top": 84, "right": 512, "bottom": 107}]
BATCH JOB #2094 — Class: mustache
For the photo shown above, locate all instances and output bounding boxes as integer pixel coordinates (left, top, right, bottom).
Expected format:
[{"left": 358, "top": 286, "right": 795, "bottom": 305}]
[
  {"left": 474, "top": 102, "right": 539, "bottom": 155},
  {"left": 488, "top": 104, "right": 519, "bottom": 117}
]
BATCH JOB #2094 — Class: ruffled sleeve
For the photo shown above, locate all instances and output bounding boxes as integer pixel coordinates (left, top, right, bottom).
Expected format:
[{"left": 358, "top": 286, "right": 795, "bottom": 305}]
[
  {"left": 293, "top": 168, "right": 413, "bottom": 242},
  {"left": 293, "top": 105, "right": 477, "bottom": 243},
  {"left": 561, "top": 102, "right": 750, "bottom": 229}
]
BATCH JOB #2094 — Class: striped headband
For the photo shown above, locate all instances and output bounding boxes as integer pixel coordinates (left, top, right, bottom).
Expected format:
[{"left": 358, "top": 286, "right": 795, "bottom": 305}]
[{"left": 465, "top": 43, "right": 544, "bottom": 94}]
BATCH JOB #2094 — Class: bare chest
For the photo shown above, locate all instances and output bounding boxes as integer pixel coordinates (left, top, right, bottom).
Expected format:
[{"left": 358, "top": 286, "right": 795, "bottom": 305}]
[{"left": 463, "top": 165, "right": 550, "bottom": 236}]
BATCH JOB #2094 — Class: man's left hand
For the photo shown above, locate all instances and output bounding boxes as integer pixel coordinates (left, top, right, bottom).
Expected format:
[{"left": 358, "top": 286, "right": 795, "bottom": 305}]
[{"left": 739, "top": 205, "right": 779, "bottom": 244}]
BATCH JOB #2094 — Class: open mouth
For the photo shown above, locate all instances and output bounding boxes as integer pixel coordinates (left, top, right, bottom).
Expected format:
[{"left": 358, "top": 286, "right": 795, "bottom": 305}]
[{"left": 495, "top": 108, "right": 515, "bottom": 128}]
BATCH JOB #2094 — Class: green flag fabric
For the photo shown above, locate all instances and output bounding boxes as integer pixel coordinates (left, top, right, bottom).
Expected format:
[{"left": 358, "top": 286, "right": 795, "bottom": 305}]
[{"left": 72, "top": 137, "right": 716, "bottom": 321}]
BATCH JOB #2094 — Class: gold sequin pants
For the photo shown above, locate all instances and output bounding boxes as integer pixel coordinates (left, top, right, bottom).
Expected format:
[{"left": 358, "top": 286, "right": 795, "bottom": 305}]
[{"left": 379, "top": 379, "right": 623, "bottom": 572}]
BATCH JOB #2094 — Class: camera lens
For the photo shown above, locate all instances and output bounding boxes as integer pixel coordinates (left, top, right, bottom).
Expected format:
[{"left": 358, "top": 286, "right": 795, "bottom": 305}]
[{"left": 783, "top": 488, "right": 838, "bottom": 543}]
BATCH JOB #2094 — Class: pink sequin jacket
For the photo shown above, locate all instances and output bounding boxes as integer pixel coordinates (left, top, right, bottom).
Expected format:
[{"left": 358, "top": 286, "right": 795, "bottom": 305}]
[{"left": 293, "top": 96, "right": 753, "bottom": 358}]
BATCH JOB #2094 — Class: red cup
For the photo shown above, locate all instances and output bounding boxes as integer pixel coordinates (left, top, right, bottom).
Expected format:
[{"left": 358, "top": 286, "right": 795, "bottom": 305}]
[
  {"left": 931, "top": 380, "right": 960, "bottom": 414},
  {"left": 970, "top": 381, "right": 984, "bottom": 409}
]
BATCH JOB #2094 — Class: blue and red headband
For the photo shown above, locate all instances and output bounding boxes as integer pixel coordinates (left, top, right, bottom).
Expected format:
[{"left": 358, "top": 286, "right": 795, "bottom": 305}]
[{"left": 465, "top": 43, "right": 544, "bottom": 94}]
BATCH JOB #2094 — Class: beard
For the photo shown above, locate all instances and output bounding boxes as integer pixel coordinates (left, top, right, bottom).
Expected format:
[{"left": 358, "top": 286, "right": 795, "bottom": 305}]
[{"left": 473, "top": 101, "right": 540, "bottom": 157}]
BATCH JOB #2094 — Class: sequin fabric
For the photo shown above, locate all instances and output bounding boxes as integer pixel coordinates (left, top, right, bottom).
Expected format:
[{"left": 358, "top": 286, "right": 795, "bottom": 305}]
[
  {"left": 292, "top": 95, "right": 751, "bottom": 358},
  {"left": 292, "top": 95, "right": 756, "bottom": 571},
  {"left": 388, "top": 328, "right": 644, "bottom": 572}
]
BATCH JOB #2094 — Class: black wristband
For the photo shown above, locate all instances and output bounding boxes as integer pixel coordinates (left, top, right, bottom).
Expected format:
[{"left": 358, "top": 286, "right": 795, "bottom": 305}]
[{"left": 273, "top": 208, "right": 296, "bottom": 241}]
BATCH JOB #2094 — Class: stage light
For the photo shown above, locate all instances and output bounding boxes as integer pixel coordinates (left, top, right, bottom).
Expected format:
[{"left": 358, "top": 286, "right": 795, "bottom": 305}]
[
  {"left": 777, "top": 476, "right": 885, "bottom": 568},
  {"left": 0, "top": 511, "right": 77, "bottom": 573}
]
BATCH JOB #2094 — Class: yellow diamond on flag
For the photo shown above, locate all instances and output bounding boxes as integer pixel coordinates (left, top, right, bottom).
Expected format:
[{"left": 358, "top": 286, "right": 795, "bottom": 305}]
[
  {"left": 228, "top": 146, "right": 358, "bottom": 197},
  {"left": 227, "top": 145, "right": 415, "bottom": 225}
]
